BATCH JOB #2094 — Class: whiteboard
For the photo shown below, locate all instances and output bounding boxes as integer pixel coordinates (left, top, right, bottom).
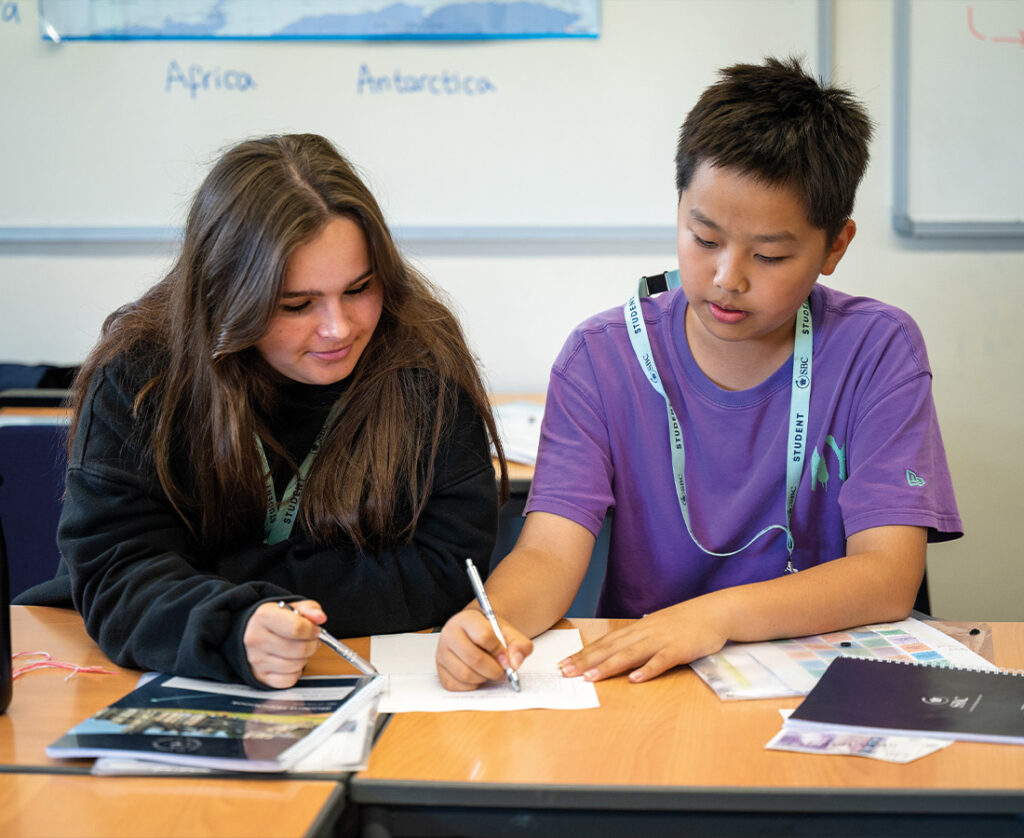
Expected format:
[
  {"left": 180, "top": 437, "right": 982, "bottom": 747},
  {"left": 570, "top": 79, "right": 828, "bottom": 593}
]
[
  {"left": 0, "top": 0, "right": 826, "bottom": 242},
  {"left": 893, "top": 0, "right": 1024, "bottom": 239}
]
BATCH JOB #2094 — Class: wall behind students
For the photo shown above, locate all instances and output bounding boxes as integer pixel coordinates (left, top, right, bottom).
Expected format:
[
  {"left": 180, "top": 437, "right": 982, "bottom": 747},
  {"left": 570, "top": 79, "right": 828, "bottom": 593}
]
[{"left": 1, "top": 1, "right": 1022, "bottom": 619}]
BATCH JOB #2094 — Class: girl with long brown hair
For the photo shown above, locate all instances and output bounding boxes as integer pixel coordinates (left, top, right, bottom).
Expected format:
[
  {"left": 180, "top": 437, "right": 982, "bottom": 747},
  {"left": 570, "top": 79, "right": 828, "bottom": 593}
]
[{"left": 27, "top": 134, "right": 507, "bottom": 688}]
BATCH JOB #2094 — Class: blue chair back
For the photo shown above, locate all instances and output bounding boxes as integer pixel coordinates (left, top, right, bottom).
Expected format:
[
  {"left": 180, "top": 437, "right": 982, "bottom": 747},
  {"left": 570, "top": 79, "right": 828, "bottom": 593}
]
[{"left": 0, "top": 418, "right": 68, "bottom": 601}]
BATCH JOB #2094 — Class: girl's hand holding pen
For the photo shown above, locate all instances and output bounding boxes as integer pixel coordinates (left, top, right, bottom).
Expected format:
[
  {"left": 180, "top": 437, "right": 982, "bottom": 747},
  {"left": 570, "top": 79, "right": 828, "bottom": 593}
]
[
  {"left": 436, "top": 608, "right": 533, "bottom": 692},
  {"left": 243, "top": 599, "right": 325, "bottom": 689}
]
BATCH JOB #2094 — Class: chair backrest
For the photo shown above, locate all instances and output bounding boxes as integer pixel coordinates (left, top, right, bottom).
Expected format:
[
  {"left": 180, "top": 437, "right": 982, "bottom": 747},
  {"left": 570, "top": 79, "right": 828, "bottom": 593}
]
[
  {"left": 0, "top": 389, "right": 71, "bottom": 408},
  {"left": 0, "top": 416, "right": 69, "bottom": 601}
]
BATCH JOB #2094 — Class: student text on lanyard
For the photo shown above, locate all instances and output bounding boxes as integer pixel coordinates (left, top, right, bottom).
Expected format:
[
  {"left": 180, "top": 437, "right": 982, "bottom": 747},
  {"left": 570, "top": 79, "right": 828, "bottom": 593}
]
[
  {"left": 256, "top": 399, "right": 344, "bottom": 545},
  {"left": 624, "top": 270, "right": 812, "bottom": 575}
]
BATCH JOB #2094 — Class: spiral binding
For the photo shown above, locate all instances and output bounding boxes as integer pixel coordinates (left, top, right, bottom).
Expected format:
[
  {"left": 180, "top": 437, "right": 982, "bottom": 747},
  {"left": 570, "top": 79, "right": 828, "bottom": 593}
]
[{"left": 845, "top": 655, "right": 1024, "bottom": 677}]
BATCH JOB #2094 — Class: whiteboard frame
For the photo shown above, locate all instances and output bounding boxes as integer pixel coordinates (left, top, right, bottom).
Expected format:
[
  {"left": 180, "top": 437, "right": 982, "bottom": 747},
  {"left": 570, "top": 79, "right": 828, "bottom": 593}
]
[
  {"left": 892, "top": 0, "right": 1024, "bottom": 241},
  {"left": 1, "top": 0, "right": 833, "bottom": 245}
]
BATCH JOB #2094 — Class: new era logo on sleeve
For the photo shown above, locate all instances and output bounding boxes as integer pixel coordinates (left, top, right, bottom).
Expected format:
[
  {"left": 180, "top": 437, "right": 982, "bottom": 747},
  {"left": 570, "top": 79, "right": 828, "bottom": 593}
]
[{"left": 906, "top": 469, "right": 926, "bottom": 487}]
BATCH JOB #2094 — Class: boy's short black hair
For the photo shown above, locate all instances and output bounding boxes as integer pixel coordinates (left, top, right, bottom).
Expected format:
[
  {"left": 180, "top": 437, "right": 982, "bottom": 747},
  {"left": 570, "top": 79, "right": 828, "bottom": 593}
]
[{"left": 675, "top": 56, "right": 873, "bottom": 243}]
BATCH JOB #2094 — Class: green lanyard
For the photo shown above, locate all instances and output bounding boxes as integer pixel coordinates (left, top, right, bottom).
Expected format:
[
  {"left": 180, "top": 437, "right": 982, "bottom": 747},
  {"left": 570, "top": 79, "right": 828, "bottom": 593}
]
[
  {"left": 256, "top": 399, "right": 344, "bottom": 545},
  {"left": 624, "top": 270, "right": 812, "bottom": 575}
]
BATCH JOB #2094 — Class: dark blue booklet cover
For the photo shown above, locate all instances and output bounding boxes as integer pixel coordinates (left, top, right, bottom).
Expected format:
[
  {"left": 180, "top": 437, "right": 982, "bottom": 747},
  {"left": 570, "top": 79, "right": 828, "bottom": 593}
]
[
  {"left": 47, "top": 672, "right": 384, "bottom": 772},
  {"left": 787, "top": 656, "right": 1024, "bottom": 745}
]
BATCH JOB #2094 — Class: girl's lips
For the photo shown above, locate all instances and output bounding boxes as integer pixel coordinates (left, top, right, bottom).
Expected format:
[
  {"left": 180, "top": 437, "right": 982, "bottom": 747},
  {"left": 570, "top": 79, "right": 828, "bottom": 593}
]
[
  {"left": 708, "top": 301, "right": 748, "bottom": 324},
  {"left": 310, "top": 345, "right": 353, "bottom": 362}
]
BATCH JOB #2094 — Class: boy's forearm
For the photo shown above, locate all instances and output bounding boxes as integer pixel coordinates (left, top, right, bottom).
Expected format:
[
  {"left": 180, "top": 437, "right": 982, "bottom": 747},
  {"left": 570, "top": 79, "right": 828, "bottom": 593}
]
[
  {"left": 479, "top": 543, "right": 589, "bottom": 638},
  {"left": 476, "top": 512, "right": 597, "bottom": 638},
  {"left": 711, "top": 525, "right": 927, "bottom": 643}
]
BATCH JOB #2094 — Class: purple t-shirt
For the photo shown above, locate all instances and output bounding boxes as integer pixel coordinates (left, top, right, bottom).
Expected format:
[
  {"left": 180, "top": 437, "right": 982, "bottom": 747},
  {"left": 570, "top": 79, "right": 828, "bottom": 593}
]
[{"left": 525, "top": 282, "right": 962, "bottom": 618}]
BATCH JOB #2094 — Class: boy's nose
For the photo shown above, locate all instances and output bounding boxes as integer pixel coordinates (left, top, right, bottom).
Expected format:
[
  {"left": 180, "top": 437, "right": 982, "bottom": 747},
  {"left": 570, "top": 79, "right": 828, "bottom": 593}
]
[{"left": 713, "top": 256, "right": 748, "bottom": 293}]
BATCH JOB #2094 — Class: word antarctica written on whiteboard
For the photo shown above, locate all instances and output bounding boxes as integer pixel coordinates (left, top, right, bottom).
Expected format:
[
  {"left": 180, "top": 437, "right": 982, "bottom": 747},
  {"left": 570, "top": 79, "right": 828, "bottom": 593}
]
[
  {"left": 164, "top": 61, "right": 496, "bottom": 100},
  {"left": 357, "top": 64, "right": 496, "bottom": 96}
]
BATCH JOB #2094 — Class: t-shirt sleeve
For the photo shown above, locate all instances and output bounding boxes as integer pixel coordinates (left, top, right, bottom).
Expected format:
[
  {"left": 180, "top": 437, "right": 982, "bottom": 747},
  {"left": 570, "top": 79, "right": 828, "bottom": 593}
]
[
  {"left": 524, "top": 334, "right": 616, "bottom": 537},
  {"left": 839, "top": 369, "right": 962, "bottom": 543}
]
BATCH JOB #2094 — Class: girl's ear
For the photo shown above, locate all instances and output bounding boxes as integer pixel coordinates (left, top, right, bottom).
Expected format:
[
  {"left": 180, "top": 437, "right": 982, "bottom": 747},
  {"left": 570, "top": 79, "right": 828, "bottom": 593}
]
[{"left": 821, "top": 219, "right": 856, "bottom": 276}]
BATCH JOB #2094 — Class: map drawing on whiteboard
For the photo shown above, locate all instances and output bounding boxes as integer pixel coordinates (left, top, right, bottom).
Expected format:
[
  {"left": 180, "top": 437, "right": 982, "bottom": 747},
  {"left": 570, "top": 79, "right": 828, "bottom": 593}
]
[{"left": 38, "top": 0, "right": 601, "bottom": 41}]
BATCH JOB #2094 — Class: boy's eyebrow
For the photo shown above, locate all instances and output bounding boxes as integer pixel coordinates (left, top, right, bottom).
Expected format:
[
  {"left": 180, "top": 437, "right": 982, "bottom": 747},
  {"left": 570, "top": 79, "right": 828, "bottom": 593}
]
[
  {"left": 689, "top": 209, "right": 797, "bottom": 243},
  {"left": 281, "top": 267, "right": 373, "bottom": 297}
]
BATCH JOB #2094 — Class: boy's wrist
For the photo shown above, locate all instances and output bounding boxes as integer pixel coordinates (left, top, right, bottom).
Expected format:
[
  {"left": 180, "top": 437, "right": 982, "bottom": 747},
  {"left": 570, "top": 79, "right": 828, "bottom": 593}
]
[{"left": 695, "top": 587, "right": 744, "bottom": 644}]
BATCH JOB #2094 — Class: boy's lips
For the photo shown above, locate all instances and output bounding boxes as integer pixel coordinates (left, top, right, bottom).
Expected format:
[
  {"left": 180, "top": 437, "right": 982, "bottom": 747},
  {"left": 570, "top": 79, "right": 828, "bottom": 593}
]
[{"left": 708, "top": 301, "right": 748, "bottom": 324}]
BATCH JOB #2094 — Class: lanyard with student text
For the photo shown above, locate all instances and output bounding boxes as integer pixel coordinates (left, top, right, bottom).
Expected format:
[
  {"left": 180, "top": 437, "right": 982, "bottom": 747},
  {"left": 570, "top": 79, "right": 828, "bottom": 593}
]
[
  {"left": 624, "top": 270, "right": 812, "bottom": 575},
  {"left": 256, "top": 399, "right": 344, "bottom": 545}
]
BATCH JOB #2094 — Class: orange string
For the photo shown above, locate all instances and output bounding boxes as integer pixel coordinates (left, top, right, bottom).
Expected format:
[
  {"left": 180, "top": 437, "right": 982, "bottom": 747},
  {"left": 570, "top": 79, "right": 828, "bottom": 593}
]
[{"left": 11, "top": 651, "right": 117, "bottom": 682}]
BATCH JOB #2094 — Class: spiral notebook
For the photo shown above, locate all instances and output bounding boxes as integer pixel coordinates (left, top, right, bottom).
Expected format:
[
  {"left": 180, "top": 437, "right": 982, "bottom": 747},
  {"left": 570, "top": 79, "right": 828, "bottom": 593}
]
[{"left": 785, "top": 657, "right": 1024, "bottom": 746}]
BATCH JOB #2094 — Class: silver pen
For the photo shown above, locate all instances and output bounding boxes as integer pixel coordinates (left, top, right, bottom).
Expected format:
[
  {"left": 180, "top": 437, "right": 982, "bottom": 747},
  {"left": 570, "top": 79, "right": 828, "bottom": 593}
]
[
  {"left": 277, "top": 601, "right": 379, "bottom": 676},
  {"left": 464, "top": 559, "right": 521, "bottom": 692}
]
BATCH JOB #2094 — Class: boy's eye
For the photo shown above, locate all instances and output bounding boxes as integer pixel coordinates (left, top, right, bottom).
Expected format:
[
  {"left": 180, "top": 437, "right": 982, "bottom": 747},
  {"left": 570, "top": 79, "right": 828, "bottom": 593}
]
[
  {"left": 281, "top": 300, "right": 311, "bottom": 313},
  {"left": 693, "top": 234, "right": 717, "bottom": 249},
  {"left": 756, "top": 254, "right": 786, "bottom": 264}
]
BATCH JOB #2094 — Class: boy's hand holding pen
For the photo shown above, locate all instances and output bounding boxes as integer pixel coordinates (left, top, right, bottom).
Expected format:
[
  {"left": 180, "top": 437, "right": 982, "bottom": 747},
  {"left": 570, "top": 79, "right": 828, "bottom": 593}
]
[
  {"left": 432, "top": 562, "right": 534, "bottom": 693},
  {"left": 465, "top": 559, "right": 521, "bottom": 692}
]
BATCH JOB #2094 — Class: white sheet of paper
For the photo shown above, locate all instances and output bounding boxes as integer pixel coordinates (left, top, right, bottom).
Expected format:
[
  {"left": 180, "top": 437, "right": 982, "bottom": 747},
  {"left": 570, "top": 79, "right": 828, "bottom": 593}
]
[
  {"left": 371, "top": 628, "right": 599, "bottom": 712},
  {"left": 492, "top": 400, "right": 543, "bottom": 465}
]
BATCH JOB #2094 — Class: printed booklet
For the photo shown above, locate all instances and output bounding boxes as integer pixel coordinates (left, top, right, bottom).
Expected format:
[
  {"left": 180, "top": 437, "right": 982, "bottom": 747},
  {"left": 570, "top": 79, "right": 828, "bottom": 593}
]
[
  {"left": 690, "top": 617, "right": 996, "bottom": 700},
  {"left": 47, "top": 672, "right": 384, "bottom": 772}
]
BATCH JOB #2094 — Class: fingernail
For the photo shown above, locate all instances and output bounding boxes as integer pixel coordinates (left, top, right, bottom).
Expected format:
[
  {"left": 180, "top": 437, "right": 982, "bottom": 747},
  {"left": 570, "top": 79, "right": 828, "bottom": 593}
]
[
  {"left": 510, "top": 652, "right": 522, "bottom": 669},
  {"left": 584, "top": 669, "right": 599, "bottom": 681},
  {"left": 628, "top": 670, "right": 643, "bottom": 682},
  {"left": 559, "top": 661, "right": 577, "bottom": 676}
]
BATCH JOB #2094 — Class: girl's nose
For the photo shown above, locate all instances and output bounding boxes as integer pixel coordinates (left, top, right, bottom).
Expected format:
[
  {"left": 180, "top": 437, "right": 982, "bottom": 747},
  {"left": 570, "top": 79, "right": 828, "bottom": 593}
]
[{"left": 316, "top": 303, "right": 350, "bottom": 339}]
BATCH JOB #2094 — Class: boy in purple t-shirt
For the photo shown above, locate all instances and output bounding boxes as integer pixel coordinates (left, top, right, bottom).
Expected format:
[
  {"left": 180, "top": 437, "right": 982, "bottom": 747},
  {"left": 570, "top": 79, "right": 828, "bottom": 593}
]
[{"left": 437, "top": 57, "right": 962, "bottom": 690}]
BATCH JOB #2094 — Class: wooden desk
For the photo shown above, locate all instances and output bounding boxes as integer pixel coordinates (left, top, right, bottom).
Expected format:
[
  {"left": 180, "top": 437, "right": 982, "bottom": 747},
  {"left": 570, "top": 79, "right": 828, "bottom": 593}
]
[
  {"left": 1, "top": 606, "right": 363, "bottom": 838},
  {"left": 0, "top": 406, "right": 68, "bottom": 420},
  {"left": 352, "top": 618, "right": 1024, "bottom": 838}
]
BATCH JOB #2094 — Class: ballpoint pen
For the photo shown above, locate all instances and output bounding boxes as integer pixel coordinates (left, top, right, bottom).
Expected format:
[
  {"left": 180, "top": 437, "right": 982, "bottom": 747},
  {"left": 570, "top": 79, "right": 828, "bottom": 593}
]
[
  {"left": 464, "top": 559, "right": 521, "bottom": 693},
  {"left": 277, "top": 601, "right": 379, "bottom": 676}
]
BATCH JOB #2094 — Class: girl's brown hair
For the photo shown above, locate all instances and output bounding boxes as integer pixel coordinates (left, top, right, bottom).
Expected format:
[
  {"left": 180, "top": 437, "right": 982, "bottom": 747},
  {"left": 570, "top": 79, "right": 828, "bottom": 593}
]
[{"left": 70, "top": 133, "right": 507, "bottom": 553}]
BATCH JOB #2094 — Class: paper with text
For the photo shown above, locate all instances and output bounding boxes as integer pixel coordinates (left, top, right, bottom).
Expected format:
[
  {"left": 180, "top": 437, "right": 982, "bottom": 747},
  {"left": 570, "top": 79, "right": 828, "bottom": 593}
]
[
  {"left": 690, "top": 617, "right": 997, "bottom": 700},
  {"left": 371, "top": 629, "right": 599, "bottom": 712}
]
